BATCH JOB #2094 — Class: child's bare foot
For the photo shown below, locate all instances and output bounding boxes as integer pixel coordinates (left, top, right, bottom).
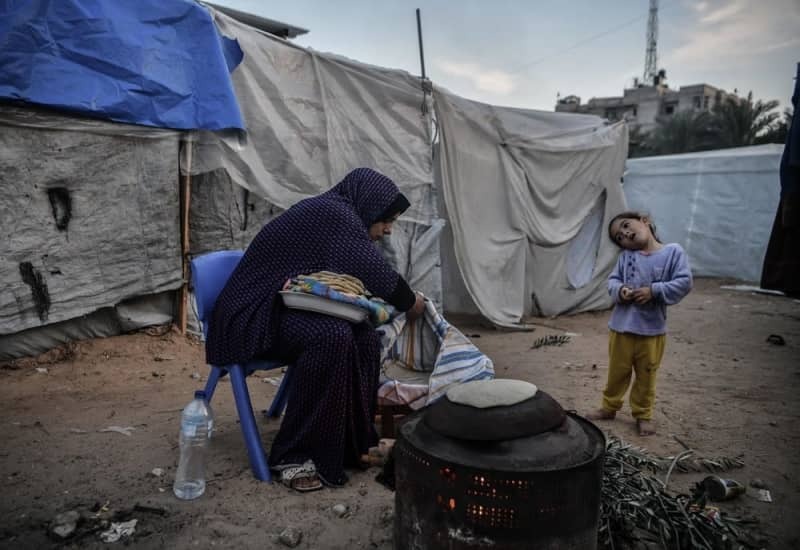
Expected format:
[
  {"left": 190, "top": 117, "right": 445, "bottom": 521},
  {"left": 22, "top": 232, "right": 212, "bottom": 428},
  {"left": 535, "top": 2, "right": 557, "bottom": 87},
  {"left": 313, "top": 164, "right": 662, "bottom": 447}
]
[
  {"left": 587, "top": 409, "right": 616, "bottom": 421},
  {"left": 636, "top": 419, "right": 655, "bottom": 436}
]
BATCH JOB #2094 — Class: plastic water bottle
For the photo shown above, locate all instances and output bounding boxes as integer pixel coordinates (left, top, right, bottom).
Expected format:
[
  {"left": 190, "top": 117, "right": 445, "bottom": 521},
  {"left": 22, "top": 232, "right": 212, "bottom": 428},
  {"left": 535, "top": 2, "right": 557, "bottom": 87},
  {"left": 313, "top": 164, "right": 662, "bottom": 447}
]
[{"left": 173, "top": 390, "right": 214, "bottom": 500}]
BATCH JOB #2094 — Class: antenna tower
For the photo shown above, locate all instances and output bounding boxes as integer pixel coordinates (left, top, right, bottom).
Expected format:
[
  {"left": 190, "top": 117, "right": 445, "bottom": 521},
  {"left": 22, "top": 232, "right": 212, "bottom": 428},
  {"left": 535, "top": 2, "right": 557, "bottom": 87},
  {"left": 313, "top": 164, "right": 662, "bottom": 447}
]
[{"left": 643, "top": 0, "right": 658, "bottom": 85}]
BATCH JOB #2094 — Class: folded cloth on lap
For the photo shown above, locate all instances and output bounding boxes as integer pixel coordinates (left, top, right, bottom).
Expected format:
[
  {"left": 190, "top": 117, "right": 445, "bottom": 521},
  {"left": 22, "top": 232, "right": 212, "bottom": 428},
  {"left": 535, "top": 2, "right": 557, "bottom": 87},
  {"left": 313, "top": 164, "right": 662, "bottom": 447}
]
[{"left": 283, "top": 274, "right": 396, "bottom": 325}]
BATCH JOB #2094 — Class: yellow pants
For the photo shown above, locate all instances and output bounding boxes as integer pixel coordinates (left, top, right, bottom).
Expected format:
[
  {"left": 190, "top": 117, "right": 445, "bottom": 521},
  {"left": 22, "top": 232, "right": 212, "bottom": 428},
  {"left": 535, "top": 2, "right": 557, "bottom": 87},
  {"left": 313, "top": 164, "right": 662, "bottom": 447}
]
[{"left": 601, "top": 330, "right": 666, "bottom": 420}]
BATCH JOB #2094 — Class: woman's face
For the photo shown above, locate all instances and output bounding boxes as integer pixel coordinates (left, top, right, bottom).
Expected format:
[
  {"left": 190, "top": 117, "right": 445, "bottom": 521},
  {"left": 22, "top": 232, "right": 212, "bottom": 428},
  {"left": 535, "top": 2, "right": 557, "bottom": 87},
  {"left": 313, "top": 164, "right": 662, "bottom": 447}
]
[{"left": 368, "top": 214, "right": 400, "bottom": 241}]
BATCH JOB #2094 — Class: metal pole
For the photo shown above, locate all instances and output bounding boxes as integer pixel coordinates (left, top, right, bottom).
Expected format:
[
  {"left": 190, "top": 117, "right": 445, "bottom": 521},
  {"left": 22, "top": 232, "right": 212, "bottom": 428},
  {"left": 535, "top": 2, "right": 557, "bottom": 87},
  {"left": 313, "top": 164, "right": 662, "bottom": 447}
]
[{"left": 416, "top": 8, "right": 426, "bottom": 79}]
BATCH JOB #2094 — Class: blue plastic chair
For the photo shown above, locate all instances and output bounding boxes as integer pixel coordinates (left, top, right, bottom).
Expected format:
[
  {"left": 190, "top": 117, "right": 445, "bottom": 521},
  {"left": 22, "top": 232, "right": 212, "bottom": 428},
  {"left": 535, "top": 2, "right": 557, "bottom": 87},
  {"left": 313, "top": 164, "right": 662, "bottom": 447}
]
[{"left": 190, "top": 250, "right": 293, "bottom": 482}]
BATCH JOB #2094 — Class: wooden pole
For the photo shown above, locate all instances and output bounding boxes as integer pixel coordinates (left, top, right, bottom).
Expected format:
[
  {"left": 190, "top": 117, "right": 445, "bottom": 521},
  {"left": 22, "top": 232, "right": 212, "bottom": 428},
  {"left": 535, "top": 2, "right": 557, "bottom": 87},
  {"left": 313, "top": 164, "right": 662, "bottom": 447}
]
[{"left": 178, "top": 139, "right": 192, "bottom": 334}]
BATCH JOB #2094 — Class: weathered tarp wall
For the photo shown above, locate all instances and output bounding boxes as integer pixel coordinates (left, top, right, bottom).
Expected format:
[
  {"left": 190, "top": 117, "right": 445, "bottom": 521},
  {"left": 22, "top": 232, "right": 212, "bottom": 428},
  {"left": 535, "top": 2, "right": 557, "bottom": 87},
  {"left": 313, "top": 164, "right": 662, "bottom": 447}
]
[{"left": 0, "top": 106, "right": 182, "bottom": 359}]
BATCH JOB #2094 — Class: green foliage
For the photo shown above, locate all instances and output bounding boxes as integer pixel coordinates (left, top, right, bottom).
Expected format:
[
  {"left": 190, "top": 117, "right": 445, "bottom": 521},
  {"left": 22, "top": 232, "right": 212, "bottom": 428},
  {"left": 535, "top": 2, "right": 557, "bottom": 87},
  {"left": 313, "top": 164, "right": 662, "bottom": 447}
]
[
  {"left": 646, "top": 110, "right": 715, "bottom": 155},
  {"left": 627, "top": 125, "right": 654, "bottom": 158},
  {"left": 755, "top": 106, "right": 793, "bottom": 145},
  {"left": 632, "top": 91, "right": 786, "bottom": 157},
  {"left": 709, "top": 91, "right": 779, "bottom": 148}
]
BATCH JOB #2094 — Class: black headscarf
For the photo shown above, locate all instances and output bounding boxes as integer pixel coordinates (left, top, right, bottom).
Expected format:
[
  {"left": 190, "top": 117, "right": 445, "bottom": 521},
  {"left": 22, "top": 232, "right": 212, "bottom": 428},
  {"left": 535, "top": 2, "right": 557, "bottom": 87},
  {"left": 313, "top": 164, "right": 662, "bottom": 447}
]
[
  {"left": 374, "top": 193, "right": 411, "bottom": 224},
  {"left": 325, "top": 168, "right": 410, "bottom": 226}
]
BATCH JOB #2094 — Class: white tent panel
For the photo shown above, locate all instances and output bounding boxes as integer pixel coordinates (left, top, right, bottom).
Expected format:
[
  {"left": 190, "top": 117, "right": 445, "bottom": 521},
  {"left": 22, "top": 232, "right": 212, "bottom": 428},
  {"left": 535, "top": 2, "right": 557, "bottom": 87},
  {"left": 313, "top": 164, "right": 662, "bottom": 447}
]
[
  {"left": 624, "top": 145, "right": 782, "bottom": 282},
  {"left": 435, "top": 89, "right": 629, "bottom": 326},
  {"left": 187, "top": 9, "right": 441, "bottom": 302}
]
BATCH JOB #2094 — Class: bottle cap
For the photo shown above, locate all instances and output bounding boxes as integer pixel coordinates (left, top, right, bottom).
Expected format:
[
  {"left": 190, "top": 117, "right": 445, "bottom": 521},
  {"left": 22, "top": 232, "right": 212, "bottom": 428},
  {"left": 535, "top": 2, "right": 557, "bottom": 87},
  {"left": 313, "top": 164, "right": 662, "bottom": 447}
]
[{"left": 194, "top": 390, "right": 207, "bottom": 400}]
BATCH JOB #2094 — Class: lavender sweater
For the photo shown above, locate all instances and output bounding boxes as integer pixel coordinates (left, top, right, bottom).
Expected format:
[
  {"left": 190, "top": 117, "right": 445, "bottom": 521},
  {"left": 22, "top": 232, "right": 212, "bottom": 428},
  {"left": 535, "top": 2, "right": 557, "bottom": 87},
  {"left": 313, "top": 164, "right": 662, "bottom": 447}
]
[{"left": 608, "top": 243, "right": 692, "bottom": 336}]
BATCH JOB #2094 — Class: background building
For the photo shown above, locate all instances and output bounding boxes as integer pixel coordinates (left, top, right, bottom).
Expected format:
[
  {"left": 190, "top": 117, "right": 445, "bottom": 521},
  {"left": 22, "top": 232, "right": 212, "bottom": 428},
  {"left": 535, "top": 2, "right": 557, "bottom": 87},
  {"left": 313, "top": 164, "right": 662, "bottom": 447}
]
[{"left": 556, "top": 75, "right": 737, "bottom": 133}]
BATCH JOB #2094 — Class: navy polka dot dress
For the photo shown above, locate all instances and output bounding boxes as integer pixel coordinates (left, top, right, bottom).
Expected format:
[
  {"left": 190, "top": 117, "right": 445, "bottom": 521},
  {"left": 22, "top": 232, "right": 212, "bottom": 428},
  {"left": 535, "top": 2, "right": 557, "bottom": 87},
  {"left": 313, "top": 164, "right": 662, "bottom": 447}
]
[{"left": 206, "top": 168, "right": 408, "bottom": 485}]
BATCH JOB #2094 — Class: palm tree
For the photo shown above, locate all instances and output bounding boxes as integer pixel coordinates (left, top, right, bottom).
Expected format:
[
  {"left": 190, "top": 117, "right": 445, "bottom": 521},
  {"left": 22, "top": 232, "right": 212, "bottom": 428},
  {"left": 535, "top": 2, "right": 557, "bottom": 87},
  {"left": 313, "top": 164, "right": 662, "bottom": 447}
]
[
  {"left": 755, "top": 106, "right": 794, "bottom": 145},
  {"left": 710, "top": 91, "right": 780, "bottom": 148},
  {"left": 627, "top": 125, "right": 654, "bottom": 158},
  {"left": 646, "top": 110, "right": 714, "bottom": 155}
]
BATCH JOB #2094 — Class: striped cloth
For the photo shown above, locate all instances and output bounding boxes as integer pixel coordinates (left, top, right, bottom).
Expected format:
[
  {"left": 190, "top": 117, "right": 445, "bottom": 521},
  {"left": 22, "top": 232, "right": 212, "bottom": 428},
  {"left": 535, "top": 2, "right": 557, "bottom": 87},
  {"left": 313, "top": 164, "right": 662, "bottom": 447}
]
[{"left": 377, "top": 298, "right": 494, "bottom": 409}]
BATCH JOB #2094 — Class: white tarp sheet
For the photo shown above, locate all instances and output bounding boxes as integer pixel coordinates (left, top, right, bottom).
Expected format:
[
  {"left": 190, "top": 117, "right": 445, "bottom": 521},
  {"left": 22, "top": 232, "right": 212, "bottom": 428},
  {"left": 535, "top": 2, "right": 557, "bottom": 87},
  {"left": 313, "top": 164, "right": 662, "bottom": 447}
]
[
  {"left": 185, "top": 10, "right": 441, "bottom": 302},
  {"left": 191, "top": 9, "right": 435, "bottom": 221},
  {"left": 435, "top": 89, "right": 628, "bottom": 326},
  {"left": 624, "top": 145, "right": 782, "bottom": 283}
]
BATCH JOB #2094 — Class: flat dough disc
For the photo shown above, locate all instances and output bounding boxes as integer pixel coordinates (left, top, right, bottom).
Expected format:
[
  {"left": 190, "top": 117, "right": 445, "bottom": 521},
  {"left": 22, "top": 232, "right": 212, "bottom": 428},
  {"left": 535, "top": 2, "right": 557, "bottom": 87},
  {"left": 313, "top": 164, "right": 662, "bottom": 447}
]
[{"left": 446, "top": 379, "right": 538, "bottom": 408}]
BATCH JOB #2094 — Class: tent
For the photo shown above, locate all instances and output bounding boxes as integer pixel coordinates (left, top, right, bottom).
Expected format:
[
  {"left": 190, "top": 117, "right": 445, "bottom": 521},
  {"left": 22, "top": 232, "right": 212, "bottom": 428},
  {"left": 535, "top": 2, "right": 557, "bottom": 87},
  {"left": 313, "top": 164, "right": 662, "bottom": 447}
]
[
  {"left": 185, "top": 10, "right": 442, "bottom": 306},
  {"left": 0, "top": 1, "right": 437, "bottom": 359},
  {"left": 1, "top": 0, "right": 631, "bottom": 359},
  {"left": 624, "top": 145, "right": 783, "bottom": 283}
]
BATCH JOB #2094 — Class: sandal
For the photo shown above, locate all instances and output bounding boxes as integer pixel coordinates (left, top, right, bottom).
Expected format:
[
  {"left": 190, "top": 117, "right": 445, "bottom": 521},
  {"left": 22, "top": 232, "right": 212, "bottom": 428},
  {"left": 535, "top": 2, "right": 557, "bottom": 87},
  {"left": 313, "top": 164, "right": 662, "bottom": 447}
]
[{"left": 277, "top": 460, "right": 323, "bottom": 493}]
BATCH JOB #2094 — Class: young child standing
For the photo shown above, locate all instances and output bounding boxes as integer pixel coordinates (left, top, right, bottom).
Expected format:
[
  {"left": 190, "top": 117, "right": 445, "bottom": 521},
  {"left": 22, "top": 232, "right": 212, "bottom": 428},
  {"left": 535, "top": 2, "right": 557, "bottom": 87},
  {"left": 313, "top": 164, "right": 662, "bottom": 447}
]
[{"left": 589, "top": 211, "right": 692, "bottom": 436}]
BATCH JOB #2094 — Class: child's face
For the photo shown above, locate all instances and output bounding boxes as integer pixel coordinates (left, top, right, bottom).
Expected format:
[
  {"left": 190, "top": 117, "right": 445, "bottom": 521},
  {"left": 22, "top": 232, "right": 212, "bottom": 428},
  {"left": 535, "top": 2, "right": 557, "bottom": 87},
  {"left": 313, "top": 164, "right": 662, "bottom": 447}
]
[{"left": 610, "top": 217, "right": 652, "bottom": 250}]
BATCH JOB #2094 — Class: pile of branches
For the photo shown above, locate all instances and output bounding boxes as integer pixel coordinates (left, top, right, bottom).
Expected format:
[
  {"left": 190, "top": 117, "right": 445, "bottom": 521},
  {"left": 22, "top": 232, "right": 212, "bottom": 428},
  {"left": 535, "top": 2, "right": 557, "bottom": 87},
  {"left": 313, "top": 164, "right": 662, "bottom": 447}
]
[
  {"left": 530, "top": 334, "right": 571, "bottom": 349},
  {"left": 608, "top": 438, "right": 745, "bottom": 476},
  {"left": 599, "top": 437, "right": 763, "bottom": 550}
]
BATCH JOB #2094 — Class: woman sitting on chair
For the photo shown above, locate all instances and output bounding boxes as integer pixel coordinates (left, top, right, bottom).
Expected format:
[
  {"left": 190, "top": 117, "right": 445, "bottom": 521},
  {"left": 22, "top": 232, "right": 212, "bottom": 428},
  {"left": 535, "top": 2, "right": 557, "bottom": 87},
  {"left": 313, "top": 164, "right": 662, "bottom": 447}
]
[{"left": 206, "top": 167, "right": 425, "bottom": 492}]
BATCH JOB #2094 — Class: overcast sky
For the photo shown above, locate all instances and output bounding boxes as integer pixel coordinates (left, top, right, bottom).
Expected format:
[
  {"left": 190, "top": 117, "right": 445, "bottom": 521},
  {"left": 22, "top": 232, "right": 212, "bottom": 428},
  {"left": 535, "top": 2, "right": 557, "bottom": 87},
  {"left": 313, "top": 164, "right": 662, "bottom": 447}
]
[{"left": 214, "top": 0, "right": 799, "bottom": 111}]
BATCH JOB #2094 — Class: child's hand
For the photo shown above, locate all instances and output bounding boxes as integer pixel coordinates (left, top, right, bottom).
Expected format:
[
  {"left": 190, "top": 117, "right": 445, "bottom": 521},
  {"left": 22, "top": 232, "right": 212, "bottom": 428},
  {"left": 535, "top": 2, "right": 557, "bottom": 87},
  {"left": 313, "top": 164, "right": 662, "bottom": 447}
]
[
  {"left": 632, "top": 286, "right": 653, "bottom": 304},
  {"left": 619, "top": 286, "right": 633, "bottom": 302}
]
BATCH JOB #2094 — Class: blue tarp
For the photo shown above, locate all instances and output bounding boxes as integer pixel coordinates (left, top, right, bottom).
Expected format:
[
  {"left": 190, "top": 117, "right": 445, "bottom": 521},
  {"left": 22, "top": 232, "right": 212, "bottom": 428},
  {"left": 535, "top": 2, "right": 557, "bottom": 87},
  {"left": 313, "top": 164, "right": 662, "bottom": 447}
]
[{"left": 0, "top": 0, "right": 245, "bottom": 130}]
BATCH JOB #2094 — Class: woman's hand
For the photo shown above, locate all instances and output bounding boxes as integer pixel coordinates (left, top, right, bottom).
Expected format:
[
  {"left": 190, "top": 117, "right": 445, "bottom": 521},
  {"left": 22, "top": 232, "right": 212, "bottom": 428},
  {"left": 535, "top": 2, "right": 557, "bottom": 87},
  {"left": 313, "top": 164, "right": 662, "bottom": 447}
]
[
  {"left": 632, "top": 286, "right": 653, "bottom": 304},
  {"left": 406, "top": 292, "right": 425, "bottom": 322}
]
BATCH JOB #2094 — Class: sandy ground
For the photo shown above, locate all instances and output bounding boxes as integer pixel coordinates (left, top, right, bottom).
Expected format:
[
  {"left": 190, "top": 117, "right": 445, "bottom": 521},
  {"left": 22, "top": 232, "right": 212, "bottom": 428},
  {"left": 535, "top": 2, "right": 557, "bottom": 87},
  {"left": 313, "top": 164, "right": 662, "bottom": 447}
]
[{"left": 1, "top": 278, "right": 799, "bottom": 549}]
